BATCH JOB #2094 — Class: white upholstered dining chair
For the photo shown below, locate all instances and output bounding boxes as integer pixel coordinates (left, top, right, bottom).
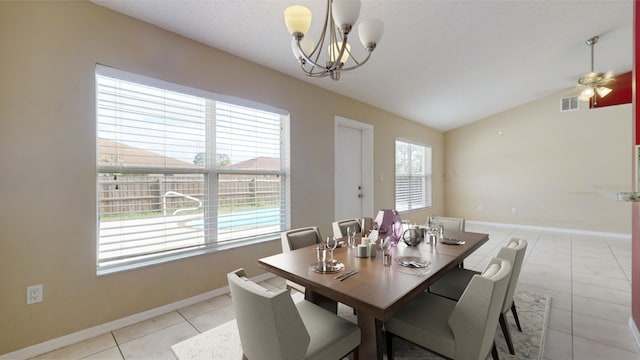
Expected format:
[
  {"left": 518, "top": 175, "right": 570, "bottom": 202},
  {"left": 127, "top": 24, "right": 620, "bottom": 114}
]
[
  {"left": 227, "top": 269, "right": 361, "bottom": 360},
  {"left": 385, "top": 258, "right": 512, "bottom": 360},
  {"left": 429, "top": 238, "right": 528, "bottom": 355},
  {"left": 280, "top": 227, "right": 323, "bottom": 293},
  {"left": 281, "top": 226, "right": 322, "bottom": 252},
  {"left": 431, "top": 216, "right": 465, "bottom": 231}
]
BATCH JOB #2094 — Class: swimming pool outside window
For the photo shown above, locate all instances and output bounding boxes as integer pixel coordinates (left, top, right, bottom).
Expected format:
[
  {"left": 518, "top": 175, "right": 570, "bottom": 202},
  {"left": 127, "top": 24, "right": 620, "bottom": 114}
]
[{"left": 96, "top": 65, "right": 290, "bottom": 273}]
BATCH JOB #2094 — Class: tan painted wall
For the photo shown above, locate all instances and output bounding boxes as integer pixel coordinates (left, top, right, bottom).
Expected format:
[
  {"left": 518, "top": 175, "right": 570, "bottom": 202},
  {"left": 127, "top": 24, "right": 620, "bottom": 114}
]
[
  {"left": 444, "top": 92, "right": 632, "bottom": 233},
  {"left": 0, "top": 2, "right": 442, "bottom": 353}
]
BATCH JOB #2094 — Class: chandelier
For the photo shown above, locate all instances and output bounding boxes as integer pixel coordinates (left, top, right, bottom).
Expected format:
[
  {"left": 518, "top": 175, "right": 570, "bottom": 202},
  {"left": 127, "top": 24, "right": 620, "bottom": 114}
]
[
  {"left": 284, "top": 0, "right": 384, "bottom": 81},
  {"left": 577, "top": 36, "right": 615, "bottom": 104}
]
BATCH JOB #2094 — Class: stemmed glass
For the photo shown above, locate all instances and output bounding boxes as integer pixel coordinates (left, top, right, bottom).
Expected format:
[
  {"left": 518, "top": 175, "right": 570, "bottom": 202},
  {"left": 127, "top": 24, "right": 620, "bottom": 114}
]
[
  {"left": 326, "top": 236, "right": 338, "bottom": 265},
  {"left": 347, "top": 226, "right": 357, "bottom": 248}
]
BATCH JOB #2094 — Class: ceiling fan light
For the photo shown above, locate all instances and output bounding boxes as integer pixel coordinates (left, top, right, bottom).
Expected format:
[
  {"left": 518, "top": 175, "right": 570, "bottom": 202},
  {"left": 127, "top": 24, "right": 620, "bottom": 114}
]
[
  {"left": 358, "top": 18, "right": 384, "bottom": 50},
  {"left": 579, "top": 88, "right": 594, "bottom": 101},
  {"left": 596, "top": 86, "right": 612, "bottom": 98},
  {"left": 284, "top": 5, "right": 312, "bottom": 37},
  {"left": 332, "top": 0, "right": 361, "bottom": 31}
]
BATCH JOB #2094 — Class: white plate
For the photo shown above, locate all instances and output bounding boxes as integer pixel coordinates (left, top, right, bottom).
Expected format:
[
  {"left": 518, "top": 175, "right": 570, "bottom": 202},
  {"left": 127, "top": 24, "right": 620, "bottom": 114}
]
[
  {"left": 439, "top": 238, "right": 466, "bottom": 245},
  {"left": 395, "top": 256, "right": 430, "bottom": 268}
]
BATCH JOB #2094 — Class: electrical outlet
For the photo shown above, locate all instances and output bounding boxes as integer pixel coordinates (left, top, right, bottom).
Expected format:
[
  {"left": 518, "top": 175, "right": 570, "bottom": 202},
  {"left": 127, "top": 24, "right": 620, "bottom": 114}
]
[
  {"left": 511, "top": 207, "right": 517, "bottom": 215},
  {"left": 478, "top": 205, "right": 483, "bottom": 211},
  {"left": 27, "top": 284, "right": 43, "bottom": 304}
]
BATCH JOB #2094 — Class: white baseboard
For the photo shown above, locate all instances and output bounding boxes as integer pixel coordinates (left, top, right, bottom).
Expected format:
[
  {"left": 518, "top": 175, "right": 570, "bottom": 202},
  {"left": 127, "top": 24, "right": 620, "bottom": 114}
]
[
  {"left": 629, "top": 317, "right": 640, "bottom": 352},
  {"left": 0, "top": 272, "right": 275, "bottom": 360},
  {"left": 467, "top": 220, "right": 631, "bottom": 239}
]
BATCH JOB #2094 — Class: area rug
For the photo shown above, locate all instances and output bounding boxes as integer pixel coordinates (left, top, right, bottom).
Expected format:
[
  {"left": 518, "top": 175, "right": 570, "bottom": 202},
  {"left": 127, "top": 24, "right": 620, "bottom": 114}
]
[{"left": 172, "top": 290, "right": 549, "bottom": 360}]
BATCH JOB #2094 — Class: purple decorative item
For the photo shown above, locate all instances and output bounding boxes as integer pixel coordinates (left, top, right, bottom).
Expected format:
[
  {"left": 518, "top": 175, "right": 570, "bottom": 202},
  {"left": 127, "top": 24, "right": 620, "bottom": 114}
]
[{"left": 374, "top": 209, "right": 403, "bottom": 246}]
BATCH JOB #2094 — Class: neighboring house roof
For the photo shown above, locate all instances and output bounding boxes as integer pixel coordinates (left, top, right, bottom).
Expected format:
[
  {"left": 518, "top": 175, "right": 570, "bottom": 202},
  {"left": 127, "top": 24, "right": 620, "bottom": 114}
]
[
  {"left": 99, "top": 138, "right": 280, "bottom": 170},
  {"left": 98, "top": 138, "right": 196, "bottom": 168},
  {"left": 227, "top": 156, "right": 280, "bottom": 171}
]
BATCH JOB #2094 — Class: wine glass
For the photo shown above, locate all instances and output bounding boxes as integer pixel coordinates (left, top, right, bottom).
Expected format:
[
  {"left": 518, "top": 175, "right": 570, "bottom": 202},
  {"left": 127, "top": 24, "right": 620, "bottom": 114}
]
[
  {"left": 326, "top": 236, "right": 338, "bottom": 264},
  {"left": 347, "top": 226, "right": 356, "bottom": 248}
]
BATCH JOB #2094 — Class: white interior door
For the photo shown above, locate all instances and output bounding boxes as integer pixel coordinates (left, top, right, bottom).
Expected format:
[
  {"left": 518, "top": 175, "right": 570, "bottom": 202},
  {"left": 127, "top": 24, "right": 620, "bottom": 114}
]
[{"left": 335, "top": 117, "right": 374, "bottom": 220}]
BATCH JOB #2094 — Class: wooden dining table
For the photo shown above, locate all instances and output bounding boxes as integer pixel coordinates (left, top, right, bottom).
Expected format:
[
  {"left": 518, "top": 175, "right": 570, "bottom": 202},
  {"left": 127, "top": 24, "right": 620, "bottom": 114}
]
[{"left": 258, "top": 229, "right": 489, "bottom": 360}]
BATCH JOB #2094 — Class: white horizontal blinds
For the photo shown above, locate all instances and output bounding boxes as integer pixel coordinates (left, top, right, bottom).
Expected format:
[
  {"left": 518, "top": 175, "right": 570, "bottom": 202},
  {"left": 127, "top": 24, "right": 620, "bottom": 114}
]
[
  {"left": 97, "top": 75, "right": 207, "bottom": 169},
  {"left": 96, "top": 65, "right": 289, "bottom": 270},
  {"left": 215, "top": 102, "right": 286, "bottom": 241},
  {"left": 98, "top": 174, "right": 207, "bottom": 264},
  {"left": 395, "top": 140, "right": 432, "bottom": 211},
  {"left": 97, "top": 72, "right": 211, "bottom": 268}
]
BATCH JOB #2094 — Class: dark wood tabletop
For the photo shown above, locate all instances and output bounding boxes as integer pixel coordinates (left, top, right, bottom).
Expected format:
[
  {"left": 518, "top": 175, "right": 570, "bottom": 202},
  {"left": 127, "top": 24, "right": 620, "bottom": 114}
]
[{"left": 258, "top": 229, "right": 489, "bottom": 360}]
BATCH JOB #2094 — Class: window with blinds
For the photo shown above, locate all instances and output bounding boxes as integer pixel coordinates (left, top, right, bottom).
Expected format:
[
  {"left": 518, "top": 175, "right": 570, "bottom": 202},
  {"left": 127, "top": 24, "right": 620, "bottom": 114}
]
[
  {"left": 96, "top": 65, "right": 289, "bottom": 272},
  {"left": 395, "top": 140, "right": 432, "bottom": 212}
]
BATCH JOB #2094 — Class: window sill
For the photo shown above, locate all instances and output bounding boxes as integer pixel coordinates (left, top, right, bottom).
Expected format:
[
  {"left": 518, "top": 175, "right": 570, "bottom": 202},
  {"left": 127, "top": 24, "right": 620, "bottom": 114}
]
[
  {"left": 397, "top": 206, "right": 432, "bottom": 215},
  {"left": 97, "top": 235, "right": 279, "bottom": 276}
]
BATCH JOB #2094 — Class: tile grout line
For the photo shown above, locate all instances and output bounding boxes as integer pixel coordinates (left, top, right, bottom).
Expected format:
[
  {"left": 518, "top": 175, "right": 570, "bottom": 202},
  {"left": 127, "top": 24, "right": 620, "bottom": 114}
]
[
  {"left": 570, "top": 234, "right": 639, "bottom": 355},
  {"left": 177, "top": 308, "right": 209, "bottom": 335},
  {"left": 109, "top": 332, "right": 126, "bottom": 360},
  {"left": 604, "top": 235, "right": 633, "bottom": 285}
]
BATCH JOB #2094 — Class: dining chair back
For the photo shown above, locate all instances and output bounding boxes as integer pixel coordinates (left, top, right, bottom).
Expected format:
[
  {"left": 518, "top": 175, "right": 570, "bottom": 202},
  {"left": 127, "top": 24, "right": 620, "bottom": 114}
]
[
  {"left": 498, "top": 238, "right": 527, "bottom": 315},
  {"left": 494, "top": 238, "right": 528, "bottom": 353},
  {"left": 280, "top": 227, "right": 323, "bottom": 293},
  {"left": 385, "top": 258, "right": 512, "bottom": 360},
  {"left": 432, "top": 216, "right": 465, "bottom": 231},
  {"left": 228, "top": 269, "right": 361, "bottom": 360},
  {"left": 228, "top": 268, "right": 309, "bottom": 360},
  {"left": 428, "top": 237, "right": 528, "bottom": 355},
  {"left": 331, "top": 218, "right": 361, "bottom": 239},
  {"left": 361, "top": 217, "right": 374, "bottom": 233},
  {"left": 281, "top": 226, "right": 322, "bottom": 252},
  {"left": 450, "top": 258, "right": 512, "bottom": 360}
]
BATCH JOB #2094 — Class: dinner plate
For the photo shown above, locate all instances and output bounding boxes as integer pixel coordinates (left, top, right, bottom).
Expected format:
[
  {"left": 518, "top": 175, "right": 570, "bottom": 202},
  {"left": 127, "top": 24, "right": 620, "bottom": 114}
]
[
  {"left": 439, "top": 238, "right": 466, "bottom": 245},
  {"left": 310, "top": 261, "right": 345, "bottom": 274},
  {"left": 395, "top": 256, "right": 430, "bottom": 268}
]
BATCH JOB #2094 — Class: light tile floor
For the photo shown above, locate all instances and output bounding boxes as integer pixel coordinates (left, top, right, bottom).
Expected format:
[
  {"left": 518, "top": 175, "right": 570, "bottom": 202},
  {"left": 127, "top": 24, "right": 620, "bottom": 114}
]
[{"left": 29, "top": 223, "right": 639, "bottom": 360}]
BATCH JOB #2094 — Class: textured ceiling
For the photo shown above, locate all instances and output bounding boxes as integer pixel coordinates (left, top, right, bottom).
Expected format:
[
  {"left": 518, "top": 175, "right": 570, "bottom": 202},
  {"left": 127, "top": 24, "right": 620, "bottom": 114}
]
[{"left": 91, "top": 0, "right": 634, "bottom": 132}]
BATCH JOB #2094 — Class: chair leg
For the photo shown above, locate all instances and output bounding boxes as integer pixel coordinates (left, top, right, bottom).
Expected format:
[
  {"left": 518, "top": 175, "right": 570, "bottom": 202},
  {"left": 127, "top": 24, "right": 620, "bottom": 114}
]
[
  {"left": 499, "top": 312, "right": 515, "bottom": 355},
  {"left": 491, "top": 341, "right": 499, "bottom": 360},
  {"left": 386, "top": 331, "right": 394, "bottom": 360},
  {"left": 347, "top": 346, "right": 358, "bottom": 360},
  {"left": 511, "top": 302, "right": 522, "bottom": 332}
]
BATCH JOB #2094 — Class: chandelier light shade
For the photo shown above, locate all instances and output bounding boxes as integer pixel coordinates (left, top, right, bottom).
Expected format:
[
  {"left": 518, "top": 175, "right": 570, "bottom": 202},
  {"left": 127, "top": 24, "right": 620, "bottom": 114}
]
[
  {"left": 577, "top": 36, "right": 615, "bottom": 104},
  {"left": 284, "top": 0, "right": 384, "bottom": 81},
  {"left": 358, "top": 19, "right": 384, "bottom": 49},
  {"left": 331, "top": 0, "right": 360, "bottom": 29},
  {"left": 284, "top": 6, "right": 312, "bottom": 36},
  {"left": 329, "top": 41, "right": 351, "bottom": 63}
]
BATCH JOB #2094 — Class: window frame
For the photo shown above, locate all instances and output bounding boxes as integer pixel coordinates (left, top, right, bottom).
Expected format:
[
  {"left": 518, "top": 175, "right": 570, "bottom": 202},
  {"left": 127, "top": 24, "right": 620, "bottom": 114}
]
[
  {"left": 95, "top": 64, "right": 290, "bottom": 275},
  {"left": 394, "top": 139, "right": 432, "bottom": 213}
]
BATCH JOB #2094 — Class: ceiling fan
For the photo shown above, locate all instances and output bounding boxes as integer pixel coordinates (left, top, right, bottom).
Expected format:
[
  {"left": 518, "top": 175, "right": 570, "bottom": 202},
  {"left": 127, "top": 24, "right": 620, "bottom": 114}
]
[{"left": 577, "top": 35, "right": 615, "bottom": 104}]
